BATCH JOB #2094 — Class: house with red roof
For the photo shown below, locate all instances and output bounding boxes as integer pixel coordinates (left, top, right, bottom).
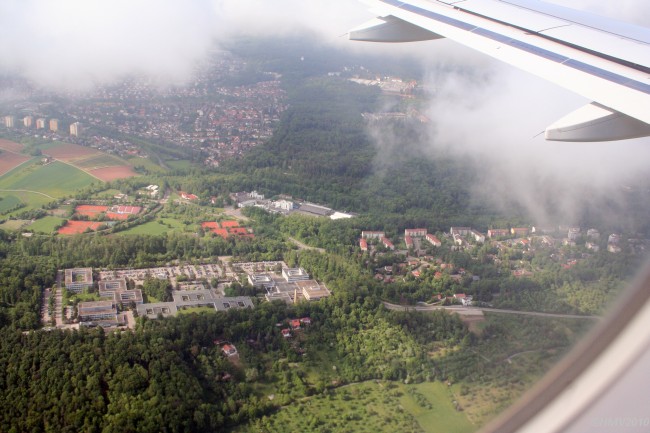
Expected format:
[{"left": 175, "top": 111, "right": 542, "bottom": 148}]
[
  {"left": 222, "top": 344, "right": 237, "bottom": 356},
  {"left": 381, "top": 237, "right": 395, "bottom": 250},
  {"left": 426, "top": 234, "right": 442, "bottom": 247}
]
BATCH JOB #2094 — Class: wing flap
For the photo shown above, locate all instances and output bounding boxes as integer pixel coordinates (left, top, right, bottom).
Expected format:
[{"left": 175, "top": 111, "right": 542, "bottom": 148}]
[
  {"left": 349, "top": 15, "right": 443, "bottom": 42},
  {"left": 545, "top": 103, "right": 650, "bottom": 142}
]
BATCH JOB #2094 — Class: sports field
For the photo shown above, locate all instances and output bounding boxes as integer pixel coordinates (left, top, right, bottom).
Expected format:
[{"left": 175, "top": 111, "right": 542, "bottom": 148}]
[
  {"left": 75, "top": 205, "right": 109, "bottom": 217},
  {"left": 58, "top": 221, "right": 104, "bottom": 235}
]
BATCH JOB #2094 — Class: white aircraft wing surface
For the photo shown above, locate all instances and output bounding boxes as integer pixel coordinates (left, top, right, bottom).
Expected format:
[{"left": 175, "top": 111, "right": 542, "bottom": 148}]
[{"left": 350, "top": 0, "right": 650, "bottom": 141}]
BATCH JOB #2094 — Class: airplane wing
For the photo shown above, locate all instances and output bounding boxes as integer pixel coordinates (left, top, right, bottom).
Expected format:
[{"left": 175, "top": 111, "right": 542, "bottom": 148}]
[{"left": 349, "top": 0, "right": 650, "bottom": 141}]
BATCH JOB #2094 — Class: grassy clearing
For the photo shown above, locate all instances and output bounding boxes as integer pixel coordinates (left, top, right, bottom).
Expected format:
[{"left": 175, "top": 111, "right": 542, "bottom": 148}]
[
  {"left": 28, "top": 216, "right": 65, "bottom": 233},
  {"left": 0, "top": 160, "right": 96, "bottom": 197},
  {"left": 119, "top": 218, "right": 188, "bottom": 235},
  {"left": 165, "top": 160, "right": 194, "bottom": 170},
  {"left": 234, "top": 380, "right": 474, "bottom": 433}
]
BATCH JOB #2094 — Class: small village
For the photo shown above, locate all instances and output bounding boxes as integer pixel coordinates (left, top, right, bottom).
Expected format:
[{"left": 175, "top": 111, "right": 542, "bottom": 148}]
[{"left": 358, "top": 224, "right": 645, "bottom": 305}]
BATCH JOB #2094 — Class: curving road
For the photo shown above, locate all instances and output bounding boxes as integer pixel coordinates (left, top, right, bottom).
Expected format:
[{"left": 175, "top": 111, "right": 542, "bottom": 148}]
[
  {"left": 382, "top": 301, "right": 600, "bottom": 320},
  {"left": 0, "top": 189, "right": 56, "bottom": 199}
]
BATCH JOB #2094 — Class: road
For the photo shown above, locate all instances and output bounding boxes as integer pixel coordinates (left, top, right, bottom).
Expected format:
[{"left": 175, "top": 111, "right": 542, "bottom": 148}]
[
  {"left": 382, "top": 301, "right": 600, "bottom": 320},
  {"left": 0, "top": 189, "right": 56, "bottom": 199},
  {"left": 288, "top": 237, "right": 325, "bottom": 253}
]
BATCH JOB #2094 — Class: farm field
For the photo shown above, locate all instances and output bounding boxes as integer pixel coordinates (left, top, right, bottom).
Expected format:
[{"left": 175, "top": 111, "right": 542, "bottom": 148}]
[
  {"left": 0, "top": 195, "right": 22, "bottom": 214},
  {"left": 0, "top": 190, "right": 53, "bottom": 217},
  {"left": 0, "top": 160, "right": 96, "bottom": 198},
  {"left": 235, "top": 381, "right": 474, "bottom": 433},
  {"left": 89, "top": 165, "right": 138, "bottom": 181},
  {"left": 39, "top": 142, "right": 100, "bottom": 160},
  {"left": 0, "top": 219, "right": 29, "bottom": 231},
  {"left": 35, "top": 142, "right": 138, "bottom": 181},
  {"left": 0, "top": 139, "right": 24, "bottom": 153},
  {"left": 0, "top": 151, "right": 31, "bottom": 177}
]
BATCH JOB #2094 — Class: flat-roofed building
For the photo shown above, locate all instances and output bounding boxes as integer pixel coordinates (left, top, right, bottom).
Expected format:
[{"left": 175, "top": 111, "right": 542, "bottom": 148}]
[
  {"left": 587, "top": 229, "right": 600, "bottom": 240},
  {"left": 65, "top": 268, "right": 93, "bottom": 293},
  {"left": 297, "top": 203, "right": 331, "bottom": 217},
  {"left": 488, "top": 229, "right": 509, "bottom": 238},
  {"left": 216, "top": 297, "right": 254, "bottom": 311},
  {"left": 511, "top": 227, "right": 530, "bottom": 236},
  {"left": 23, "top": 116, "right": 33, "bottom": 127},
  {"left": 405, "top": 228, "right": 427, "bottom": 237},
  {"left": 36, "top": 118, "right": 46, "bottom": 129},
  {"left": 282, "top": 267, "right": 309, "bottom": 283},
  {"left": 98, "top": 278, "right": 127, "bottom": 294},
  {"left": 4, "top": 115, "right": 15, "bottom": 128},
  {"left": 471, "top": 230, "right": 486, "bottom": 243},
  {"left": 298, "top": 280, "right": 331, "bottom": 301},
  {"left": 361, "top": 230, "right": 385, "bottom": 239},
  {"left": 137, "top": 303, "right": 178, "bottom": 319},
  {"left": 248, "top": 273, "right": 276, "bottom": 289},
  {"left": 78, "top": 301, "right": 116, "bottom": 321},
  {"left": 70, "top": 122, "right": 81, "bottom": 136},
  {"left": 49, "top": 118, "right": 58, "bottom": 131},
  {"left": 114, "top": 289, "right": 143, "bottom": 306},
  {"left": 451, "top": 227, "right": 471, "bottom": 236}
]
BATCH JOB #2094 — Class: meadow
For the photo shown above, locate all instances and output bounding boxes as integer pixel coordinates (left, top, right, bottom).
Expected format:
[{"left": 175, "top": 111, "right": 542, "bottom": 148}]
[{"left": 234, "top": 381, "right": 475, "bottom": 433}]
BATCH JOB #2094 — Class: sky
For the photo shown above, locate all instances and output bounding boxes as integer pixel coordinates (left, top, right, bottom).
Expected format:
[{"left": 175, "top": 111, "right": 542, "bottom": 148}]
[{"left": 1, "top": 0, "right": 649, "bottom": 226}]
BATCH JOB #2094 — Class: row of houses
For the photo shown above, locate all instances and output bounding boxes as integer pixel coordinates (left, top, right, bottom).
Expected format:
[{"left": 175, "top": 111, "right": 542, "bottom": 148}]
[{"left": 360, "top": 229, "right": 442, "bottom": 252}]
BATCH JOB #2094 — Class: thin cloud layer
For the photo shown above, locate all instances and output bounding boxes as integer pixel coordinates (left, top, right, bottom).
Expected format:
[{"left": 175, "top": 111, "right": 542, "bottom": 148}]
[
  {"left": 413, "top": 0, "right": 650, "bottom": 226},
  {"left": 0, "top": 0, "right": 369, "bottom": 91}
]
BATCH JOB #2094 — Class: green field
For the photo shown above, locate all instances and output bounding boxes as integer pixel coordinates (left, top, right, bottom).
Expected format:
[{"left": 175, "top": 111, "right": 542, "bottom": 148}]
[
  {"left": 0, "top": 195, "right": 22, "bottom": 213},
  {"left": 0, "top": 160, "right": 97, "bottom": 198},
  {"left": 0, "top": 219, "right": 29, "bottom": 231},
  {"left": 28, "top": 216, "right": 65, "bottom": 234},
  {"left": 165, "top": 160, "right": 194, "bottom": 171},
  {"left": 119, "top": 218, "right": 188, "bottom": 235},
  {"left": 235, "top": 381, "right": 474, "bottom": 433}
]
